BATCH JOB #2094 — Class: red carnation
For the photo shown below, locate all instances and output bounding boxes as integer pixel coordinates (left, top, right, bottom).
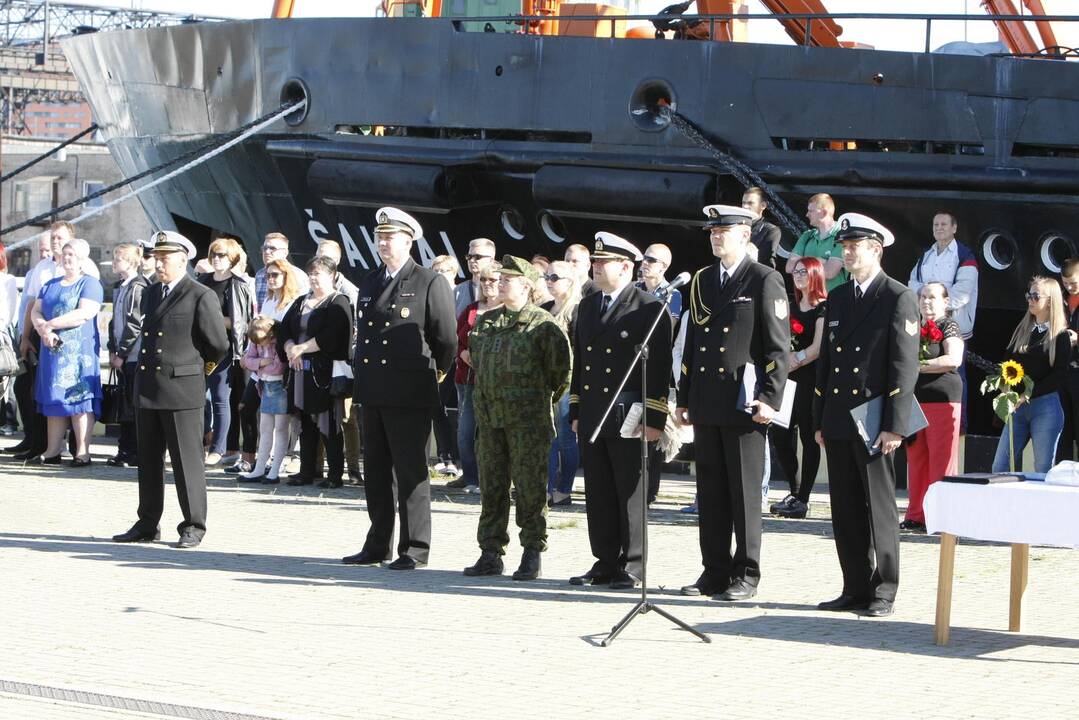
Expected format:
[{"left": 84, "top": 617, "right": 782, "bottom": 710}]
[
  {"left": 930, "top": 326, "right": 944, "bottom": 342},
  {"left": 920, "top": 325, "right": 929, "bottom": 338},
  {"left": 790, "top": 318, "right": 805, "bottom": 336}
]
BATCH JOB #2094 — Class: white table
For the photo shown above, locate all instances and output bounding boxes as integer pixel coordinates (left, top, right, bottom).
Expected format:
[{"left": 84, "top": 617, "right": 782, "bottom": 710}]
[{"left": 924, "top": 480, "right": 1079, "bottom": 645}]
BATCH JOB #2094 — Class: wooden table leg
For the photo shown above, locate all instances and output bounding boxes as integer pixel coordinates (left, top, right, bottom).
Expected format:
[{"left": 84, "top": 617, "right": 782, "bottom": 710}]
[
  {"left": 934, "top": 533, "right": 957, "bottom": 646},
  {"left": 1009, "top": 543, "right": 1029, "bottom": 632}
]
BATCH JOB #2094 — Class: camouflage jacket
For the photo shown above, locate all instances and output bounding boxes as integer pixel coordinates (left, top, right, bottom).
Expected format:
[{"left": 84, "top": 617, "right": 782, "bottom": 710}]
[{"left": 471, "top": 304, "right": 571, "bottom": 430}]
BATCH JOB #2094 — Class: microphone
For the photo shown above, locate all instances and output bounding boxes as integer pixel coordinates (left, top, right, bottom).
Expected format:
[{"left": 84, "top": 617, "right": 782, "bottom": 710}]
[{"left": 656, "top": 271, "right": 691, "bottom": 298}]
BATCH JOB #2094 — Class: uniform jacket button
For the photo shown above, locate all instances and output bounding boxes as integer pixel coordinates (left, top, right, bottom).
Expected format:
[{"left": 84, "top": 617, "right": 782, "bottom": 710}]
[
  {"left": 699, "top": 346, "right": 706, "bottom": 352},
  {"left": 606, "top": 348, "right": 611, "bottom": 354},
  {"left": 363, "top": 359, "right": 369, "bottom": 364},
  {"left": 699, "top": 367, "right": 705, "bottom": 372},
  {"left": 157, "top": 331, "right": 163, "bottom": 337},
  {"left": 365, "top": 339, "right": 370, "bottom": 344},
  {"left": 156, "top": 349, "right": 162, "bottom": 354},
  {"left": 383, "top": 340, "right": 388, "bottom": 345},
  {"left": 704, "top": 327, "right": 710, "bottom": 333},
  {"left": 143, "top": 332, "right": 149, "bottom": 337},
  {"left": 368, "top": 321, "right": 374, "bottom": 327},
  {"left": 381, "top": 359, "right": 387, "bottom": 364},
  {"left": 855, "top": 346, "right": 861, "bottom": 352},
  {"left": 833, "top": 388, "right": 839, "bottom": 394},
  {"left": 853, "top": 368, "right": 859, "bottom": 373},
  {"left": 155, "top": 366, "right": 161, "bottom": 371},
  {"left": 584, "top": 385, "right": 590, "bottom": 390},
  {"left": 139, "top": 365, "right": 145, "bottom": 370},
  {"left": 605, "top": 368, "right": 611, "bottom": 374},
  {"left": 834, "top": 368, "right": 839, "bottom": 373},
  {"left": 585, "top": 365, "right": 591, "bottom": 371},
  {"left": 586, "top": 346, "right": 592, "bottom": 352},
  {"left": 718, "top": 368, "right": 725, "bottom": 373},
  {"left": 141, "top": 349, "right": 146, "bottom": 354},
  {"left": 836, "top": 346, "right": 842, "bottom": 352},
  {"left": 723, "top": 327, "right": 730, "bottom": 333},
  {"left": 852, "top": 389, "right": 859, "bottom": 395},
  {"left": 719, "top": 347, "right": 726, "bottom": 352},
  {"left": 603, "top": 387, "right": 609, "bottom": 393}
]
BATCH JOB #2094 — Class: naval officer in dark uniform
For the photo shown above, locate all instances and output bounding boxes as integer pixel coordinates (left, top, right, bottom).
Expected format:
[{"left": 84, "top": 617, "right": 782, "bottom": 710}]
[
  {"left": 342, "top": 207, "right": 457, "bottom": 570},
  {"left": 675, "top": 205, "right": 790, "bottom": 601},
  {"left": 112, "top": 231, "right": 229, "bottom": 548},
  {"left": 813, "top": 213, "right": 920, "bottom": 618},
  {"left": 568, "top": 233, "right": 672, "bottom": 589}
]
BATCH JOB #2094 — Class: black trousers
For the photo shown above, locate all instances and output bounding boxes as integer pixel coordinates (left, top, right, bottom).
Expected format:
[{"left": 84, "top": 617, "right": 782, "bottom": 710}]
[
  {"left": 117, "top": 364, "right": 138, "bottom": 458},
  {"left": 135, "top": 406, "right": 208, "bottom": 538},
  {"left": 239, "top": 378, "right": 261, "bottom": 455},
  {"left": 432, "top": 377, "right": 457, "bottom": 462},
  {"left": 14, "top": 360, "right": 45, "bottom": 453},
  {"left": 1056, "top": 372, "right": 1079, "bottom": 462},
  {"left": 694, "top": 423, "right": 766, "bottom": 587},
  {"left": 823, "top": 438, "right": 900, "bottom": 603},
  {"left": 226, "top": 363, "right": 247, "bottom": 453},
  {"left": 771, "top": 380, "right": 821, "bottom": 501},
  {"left": 361, "top": 405, "right": 433, "bottom": 563},
  {"left": 581, "top": 435, "right": 644, "bottom": 578},
  {"left": 299, "top": 411, "right": 343, "bottom": 481}
]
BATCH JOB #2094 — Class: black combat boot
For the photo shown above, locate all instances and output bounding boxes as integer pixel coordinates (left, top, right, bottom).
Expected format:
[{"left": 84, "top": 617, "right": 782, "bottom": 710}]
[
  {"left": 512, "top": 548, "right": 542, "bottom": 581},
  {"left": 463, "top": 550, "right": 504, "bottom": 576}
]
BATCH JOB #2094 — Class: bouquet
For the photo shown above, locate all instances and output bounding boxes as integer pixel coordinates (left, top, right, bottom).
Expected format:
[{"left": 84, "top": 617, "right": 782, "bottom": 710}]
[
  {"left": 980, "top": 360, "right": 1034, "bottom": 472},
  {"left": 919, "top": 319, "right": 944, "bottom": 361},
  {"left": 789, "top": 316, "right": 804, "bottom": 351}
]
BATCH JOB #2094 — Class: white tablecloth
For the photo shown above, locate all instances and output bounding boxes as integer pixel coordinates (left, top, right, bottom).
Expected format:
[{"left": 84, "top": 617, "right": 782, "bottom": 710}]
[{"left": 924, "top": 481, "right": 1079, "bottom": 549}]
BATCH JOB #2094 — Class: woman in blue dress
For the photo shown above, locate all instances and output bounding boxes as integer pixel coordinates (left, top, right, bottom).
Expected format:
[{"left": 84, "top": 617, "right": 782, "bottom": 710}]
[{"left": 31, "top": 238, "right": 103, "bottom": 467}]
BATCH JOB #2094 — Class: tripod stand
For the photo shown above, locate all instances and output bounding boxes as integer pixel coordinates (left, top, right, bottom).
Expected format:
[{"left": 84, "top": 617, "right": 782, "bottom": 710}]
[{"left": 588, "top": 293, "right": 710, "bottom": 647}]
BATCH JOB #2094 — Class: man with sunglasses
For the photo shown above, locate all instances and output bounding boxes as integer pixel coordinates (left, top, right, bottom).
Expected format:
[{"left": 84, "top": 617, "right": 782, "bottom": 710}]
[
  {"left": 635, "top": 244, "right": 682, "bottom": 322},
  {"left": 454, "top": 238, "right": 497, "bottom": 318},
  {"left": 254, "top": 232, "right": 308, "bottom": 311}
]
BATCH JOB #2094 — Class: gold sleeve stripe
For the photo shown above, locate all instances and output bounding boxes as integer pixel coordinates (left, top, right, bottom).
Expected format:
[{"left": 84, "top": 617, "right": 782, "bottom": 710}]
[
  {"left": 681, "top": 364, "right": 688, "bottom": 376},
  {"left": 889, "top": 388, "right": 901, "bottom": 397},
  {"left": 764, "top": 360, "right": 776, "bottom": 373},
  {"left": 814, "top": 388, "right": 822, "bottom": 397},
  {"left": 569, "top": 395, "right": 580, "bottom": 403},
  {"left": 645, "top": 399, "right": 669, "bottom": 413}
]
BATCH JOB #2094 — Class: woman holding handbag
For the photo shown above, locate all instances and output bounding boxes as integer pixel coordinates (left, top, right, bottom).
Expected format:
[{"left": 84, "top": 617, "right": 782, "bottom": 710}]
[{"left": 278, "top": 256, "right": 353, "bottom": 488}]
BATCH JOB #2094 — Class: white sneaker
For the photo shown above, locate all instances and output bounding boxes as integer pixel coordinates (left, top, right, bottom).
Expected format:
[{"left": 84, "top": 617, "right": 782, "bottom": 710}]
[
  {"left": 204, "top": 452, "right": 223, "bottom": 466},
  {"left": 464, "top": 484, "right": 481, "bottom": 494},
  {"left": 434, "top": 461, "right": 448, "bottom": 473},
  {"left": 444, "top": 463, "right": 461, "bottom": 477}
]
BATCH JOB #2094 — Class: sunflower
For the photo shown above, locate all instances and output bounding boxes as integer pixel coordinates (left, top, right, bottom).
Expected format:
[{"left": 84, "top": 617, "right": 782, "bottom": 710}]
[{"left": 1000, "top": 360, "right": 1025, "bottom": 387}]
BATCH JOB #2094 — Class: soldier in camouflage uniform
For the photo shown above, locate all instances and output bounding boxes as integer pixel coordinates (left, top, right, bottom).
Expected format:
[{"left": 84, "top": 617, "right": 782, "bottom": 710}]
[{"left": 464, "top": 255, "right": 571, "bottom": 581}]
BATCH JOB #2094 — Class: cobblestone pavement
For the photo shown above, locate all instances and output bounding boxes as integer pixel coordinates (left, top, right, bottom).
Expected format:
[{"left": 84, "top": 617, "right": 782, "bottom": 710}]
[{"left": 1, "top": 440, "right": 1077, "bottom": 720}]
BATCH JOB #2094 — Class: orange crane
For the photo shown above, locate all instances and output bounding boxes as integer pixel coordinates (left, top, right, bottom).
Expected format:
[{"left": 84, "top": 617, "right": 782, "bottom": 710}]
[
  {"left": 981, "top": 0, "right": 1059, "bottom": 55},
  {"left": 755, "top": 0, "right": 843, "bottom": 47}
]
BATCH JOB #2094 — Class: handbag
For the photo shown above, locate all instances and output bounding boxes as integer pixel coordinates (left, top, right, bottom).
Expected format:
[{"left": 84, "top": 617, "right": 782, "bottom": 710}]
[
  {"left": 99, "top": 369, "right": 126, "bottom": 425},
  {"left": 330, "top": 359, "right": 353, "bottom": 398},
  {"left": 0, "top": 326, "right": 19, "bottom": 377}
]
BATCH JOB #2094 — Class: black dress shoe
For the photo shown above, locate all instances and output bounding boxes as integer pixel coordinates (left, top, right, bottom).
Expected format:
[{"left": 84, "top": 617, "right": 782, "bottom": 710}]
[
  {"left": 11, "top": 448, "right": 43, "bottom": 461},
  {"left": 387, "top": 555, "right": 424, "bottom": 570},
  {"left": 463, "top": 550, "right": 504, "bottom": 577},
  {"left": 862, "top": 599, "right": 894, "bottom": 618},
  {"left": 26, "top": 454, "right": 62, "bottom": 465},
  {"left": 899, "top": 519, "right": 926, "bottom": 533},
  {"left": 112, "top": 526, "right": 160, "bottom": 543},
  {"left": 262, "top": 476, "right": 280, "bottom": 485},
  {"left": 176, "top": 532, "right": 202, "bottom": 549},
  {"left": 569, "top": 569, "right": 613, "bottom": 586},
  {"left": 289, "top": 470, "right": 321, "bottom": 481},
  {"left": 511, "top": 548, "right": 541, "bottom": 581},
  {"left": 818, "top": 594, "right": 870, "bottom": 612},
  {"left": 106, "top": 454, "right": 134, "bottom": 468},
  {"left": 680, "top": 575, "right": 726, "bottom": 597},
  {"left": 69, "top": 456, "right": 92, "bottom": 468},
  {"left": 714, "top": 578, "right": 758, "bottom": 601},
  {"left": 610, "top": 571, "right": 641, "bottom": 590},
  {"left": 237, "top": 472, "right": 267, "bottom": 483},
  {"left": 342, "top": 549, "right": 384, "bottom": 565},
  {"left": 286, "top": 477, "right": 315, "bottom": 486},
  {"left": 347, "top": 469, "right": 364, "bottom": 485},
  {"left": 4, "top": 442, "right": 30, "bottom": 454},
  {"left": 317, "top": 478, "right": 344, "bottom": 489}
]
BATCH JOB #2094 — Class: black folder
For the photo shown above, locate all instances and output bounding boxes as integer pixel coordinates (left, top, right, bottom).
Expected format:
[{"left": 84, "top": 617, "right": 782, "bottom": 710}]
[{"left": 849, "top": 394, "right": 929, "bottom": 456}]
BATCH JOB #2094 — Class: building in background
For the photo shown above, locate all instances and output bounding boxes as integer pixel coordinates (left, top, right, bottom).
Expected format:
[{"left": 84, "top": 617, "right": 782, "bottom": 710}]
[
  {"left": 1, "top": 136, "right": 153, "bottom": 295},
  {"left": 21, "top": 101, "right": 93, "bottom": 139}
]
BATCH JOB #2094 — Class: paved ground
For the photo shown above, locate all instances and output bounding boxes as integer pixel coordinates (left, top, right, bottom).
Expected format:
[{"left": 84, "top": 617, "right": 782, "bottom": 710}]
[{"left": 2, "top": 439, "right": 1077, "bottom": 720}]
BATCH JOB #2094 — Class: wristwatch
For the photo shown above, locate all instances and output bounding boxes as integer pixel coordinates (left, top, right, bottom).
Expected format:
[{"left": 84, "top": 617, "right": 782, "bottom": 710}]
[{"left": 795, "top": 350, "right": 807, "bottom": 363}]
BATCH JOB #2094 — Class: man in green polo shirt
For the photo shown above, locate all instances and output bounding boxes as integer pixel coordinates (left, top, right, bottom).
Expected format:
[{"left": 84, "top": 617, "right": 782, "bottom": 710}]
[{"left": 785, "top": 192, "right": 848, "bottom": 292}]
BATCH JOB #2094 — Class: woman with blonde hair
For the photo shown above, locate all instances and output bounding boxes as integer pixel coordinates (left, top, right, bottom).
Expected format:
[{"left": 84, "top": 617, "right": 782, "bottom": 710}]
[
  {"left": 430, "top": 255, "right": 462, "bottom": 476},
  {"left": 992, "top": 276, "right": 1071, "bottom": 473},
  {"left": 198, "top": 236, "right": 254, "bottom": 466},
  {"left": 540, "top": 260, "right": 582, "bottom": 505}
]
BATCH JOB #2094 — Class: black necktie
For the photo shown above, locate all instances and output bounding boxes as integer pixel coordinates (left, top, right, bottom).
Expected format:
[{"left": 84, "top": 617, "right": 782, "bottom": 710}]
[
  {"left": 854, "top": 286, "right": 863, "bottom": 301},
  {"left": 719, "top": 271, "right": 729, "bottom": 291},
  {"left": 600, "top": 294, "right": 611, "bottom": 316},
  {"left": 161, "top": 284, "right": 170, "bottom": 302},
  {"left": 380, "top": 271, "right": 392, "bottom": 290}
]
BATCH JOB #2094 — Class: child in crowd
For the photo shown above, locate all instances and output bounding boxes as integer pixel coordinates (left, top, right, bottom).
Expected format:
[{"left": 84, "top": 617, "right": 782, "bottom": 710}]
[{"left": 239, "top": 317, "right": 290, "bottom": 484}]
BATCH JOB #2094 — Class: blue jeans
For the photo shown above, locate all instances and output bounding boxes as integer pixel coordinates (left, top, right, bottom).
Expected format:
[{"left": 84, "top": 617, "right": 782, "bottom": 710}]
[
  {"left": 992, "top": 392, "right": 1064, "bottom": 473},
  {"left": 206, "top": 361, "right": 232, "bottom": 455},
  {"left": 547, "top": 392, "right": 579, "bottom": 494},
  {"left": 456, "top": 383, "right": 478, "bottom": 485}
]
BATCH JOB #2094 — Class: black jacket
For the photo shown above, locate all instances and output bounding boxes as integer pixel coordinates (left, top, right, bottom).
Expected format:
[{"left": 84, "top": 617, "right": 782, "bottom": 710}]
[
  {"left": 197, "top": 272, "right": 254, "bottom": 361},
  {"left": 813, "top": 272, "right": 920, "bottom": 440},
  {"left": 133, "top": 275, "right": 230, "bottom": 411},
  {"left": 569, "top": 285, "right": 672, "bottom": 438},
  {"left": 277, "top": 292, "right": 353, "bottom": 415},
  {"left": 110, "top": 274, "right": 149, "bottom": 361},
  {"left": 352, "top": 258, "right": 457, "bottom": 409},
  {"left": 676, "top": 258, "right": 790, "bottom": 427}
]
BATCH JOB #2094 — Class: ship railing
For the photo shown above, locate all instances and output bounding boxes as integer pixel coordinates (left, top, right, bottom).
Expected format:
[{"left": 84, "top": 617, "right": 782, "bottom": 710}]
[{"left": 454, "top": 11, "right": 1079, "bottom": 56}]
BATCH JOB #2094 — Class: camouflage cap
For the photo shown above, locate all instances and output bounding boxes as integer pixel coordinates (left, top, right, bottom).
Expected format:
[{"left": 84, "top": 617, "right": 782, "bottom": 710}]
[{"left": 499, "top": 254, "right": 540, "bottom": 282}]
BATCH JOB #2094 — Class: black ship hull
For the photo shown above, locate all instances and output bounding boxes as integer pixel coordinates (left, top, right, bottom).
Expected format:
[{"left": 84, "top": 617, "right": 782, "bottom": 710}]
[{"left": 62, "top": 17, "right": 1079, "bottom": 436}]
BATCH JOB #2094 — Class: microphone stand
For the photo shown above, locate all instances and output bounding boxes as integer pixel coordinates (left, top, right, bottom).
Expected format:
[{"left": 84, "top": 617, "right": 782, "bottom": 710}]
[{"left": 589, "top": 289, "right": 710, "bottom": 646}]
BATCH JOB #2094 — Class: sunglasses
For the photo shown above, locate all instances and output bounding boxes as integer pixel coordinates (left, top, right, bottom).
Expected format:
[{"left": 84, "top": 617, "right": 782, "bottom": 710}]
[
  {"left": 210, "top": 252, "right": 230, "bottom": 259},
  {"left": 1025, "top": 292, "right": 1045, "bottom": 301},
  {"left": 791, "top": 269, "right": 808, "bottom": 277},
  {"left": 466, "top": 254, "right": 494, "bottom": 261},
  {"left": 261, "top": 244, "right": 286, "bottom": 252},
  {"left": 641, "top": 255, "right": 663, "bottom": 264},
  {"left": 479, "top": 277, "right": 500, "bottom": 284},
  {"left": 544, "top": 274, "right": 567, "bottom": 283},
  {"left": 265, "top": 271, "right": 284, "bottom": 279}
]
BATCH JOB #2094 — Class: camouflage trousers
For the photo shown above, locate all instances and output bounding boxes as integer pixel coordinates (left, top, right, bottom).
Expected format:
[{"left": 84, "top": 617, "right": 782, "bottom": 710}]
[{"left": 475, "top": 425, "right": 551, "bottom": 553}]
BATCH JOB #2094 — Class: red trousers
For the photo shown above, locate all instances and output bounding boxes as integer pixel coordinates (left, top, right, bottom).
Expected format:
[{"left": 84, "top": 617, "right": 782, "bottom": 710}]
[{"left": 905, "top": 402, "right": 961, "bottom": 523}]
